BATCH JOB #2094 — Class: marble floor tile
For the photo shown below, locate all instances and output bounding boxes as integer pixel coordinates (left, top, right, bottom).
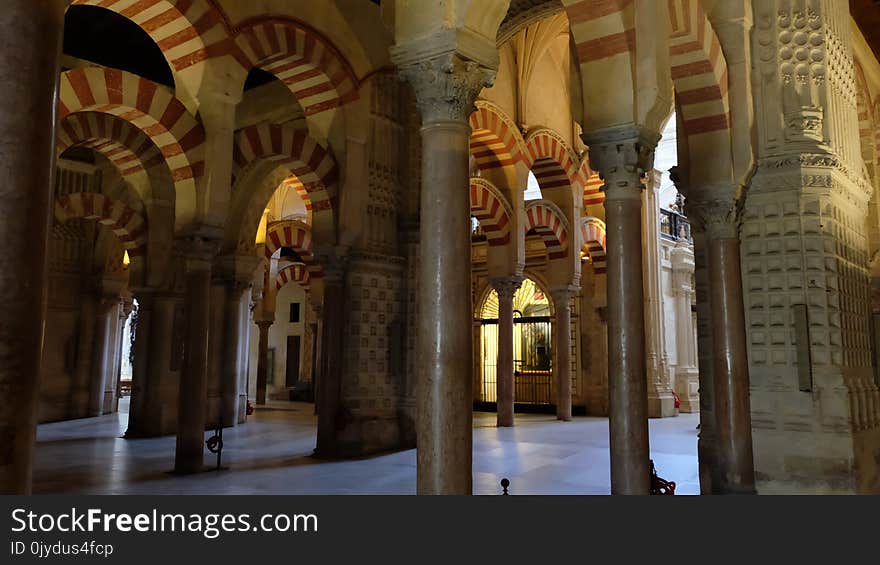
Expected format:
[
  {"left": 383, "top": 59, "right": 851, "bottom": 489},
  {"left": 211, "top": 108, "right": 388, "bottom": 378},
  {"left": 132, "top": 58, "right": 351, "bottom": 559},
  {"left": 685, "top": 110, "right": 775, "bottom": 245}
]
[{"left": 32, "top": 398, "right": 700, "bottom": 495}]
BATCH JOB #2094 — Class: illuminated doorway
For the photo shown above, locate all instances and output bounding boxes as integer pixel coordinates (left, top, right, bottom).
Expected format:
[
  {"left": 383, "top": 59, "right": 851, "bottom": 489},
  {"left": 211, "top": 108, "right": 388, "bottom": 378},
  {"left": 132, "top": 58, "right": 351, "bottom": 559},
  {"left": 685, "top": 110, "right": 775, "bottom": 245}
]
[{"left": 478, "top": 278, "right": 553, "bottom": 408}]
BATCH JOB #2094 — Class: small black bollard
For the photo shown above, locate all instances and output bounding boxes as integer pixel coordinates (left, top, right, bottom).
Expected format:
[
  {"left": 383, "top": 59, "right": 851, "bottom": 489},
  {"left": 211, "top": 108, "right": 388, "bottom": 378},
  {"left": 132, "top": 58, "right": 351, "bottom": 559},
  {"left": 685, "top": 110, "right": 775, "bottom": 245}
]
[
  {"left": 206, "top": 423, "right": 224, "bottom": 470},
  {"left": 500, "top": 478, "right": 510, "bottom": 495}
]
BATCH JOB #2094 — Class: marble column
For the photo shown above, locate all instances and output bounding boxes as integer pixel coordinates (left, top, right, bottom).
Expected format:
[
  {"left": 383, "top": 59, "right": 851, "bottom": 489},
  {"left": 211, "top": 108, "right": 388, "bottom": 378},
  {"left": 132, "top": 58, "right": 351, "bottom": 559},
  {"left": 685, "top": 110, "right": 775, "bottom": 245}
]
[
  {"left": 222, "top": 280, "right": 250, "bottom": 427},
  {"left": 692, "top": 226, "right": 719, "bottom": 494},
  {"left": 88, "top": 297, "right": 118, "bottom": 417},
  {"left": 643, "top": 172, "right": 675, "bottom": 417},
  {"left": 398, "top": 52, "right": 494, "bottom": 494},
  {"left": 551, "top": 287, "right": 577, "bottom": 422},
  {"left": 311, "top": 302, "right": 323, "bottom": 416},
  {"left": 144, "top": 294, "right": 178, "bottom": 436},
  {"left": 584, "top": 126, "right": 657, "bottom": 495},
  {"left": 0, "top": 0, "right": 65, "bottom": 493},
  {"left": 671, "top": 168, "right": 718, "bottom": 493},
  {"left": 692, "top": 199, "right": 755, "bottom": 494},
  {"left": 491, "top": 276, "right": 522, "bottom": 427},
  {"left": 127, "top": 291, "right": 152, "bottom": 437},
  {"left": 670, "top": 243, "right": 699, "bottom": 413},
  {"left": 255, "top": 320, "right": 273, "bottom": 406},
  {"left": 174, "top": 237, "right": 217, "bottom": 474},
  {"left": 315, "top": 261, "right": 346, "bottom": 455},
  {"left": 72, "top": 294, "right": 97, "bottom": 418},
  {"left": 106, "top": 297, "right": 132, "bottom": 414},
  {"left": 206, "top": 279, "right": 227, "bottom": 425}
]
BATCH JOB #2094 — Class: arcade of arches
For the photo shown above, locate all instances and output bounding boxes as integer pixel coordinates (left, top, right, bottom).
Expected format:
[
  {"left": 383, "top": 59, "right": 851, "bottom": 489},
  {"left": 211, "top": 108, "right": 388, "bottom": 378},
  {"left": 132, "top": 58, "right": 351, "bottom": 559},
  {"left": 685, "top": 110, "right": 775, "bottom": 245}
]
[{"left": 2, "top": 0, "right": 880, "bottom": 495}]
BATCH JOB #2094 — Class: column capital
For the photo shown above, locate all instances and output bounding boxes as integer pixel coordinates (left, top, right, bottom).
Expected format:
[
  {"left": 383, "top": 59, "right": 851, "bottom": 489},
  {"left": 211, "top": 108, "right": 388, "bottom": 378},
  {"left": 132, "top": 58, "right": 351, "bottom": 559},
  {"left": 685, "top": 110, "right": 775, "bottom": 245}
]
[
  {"left": 397, "top": 52, "right": 495, "bottom": 124},
  {"left": 686, "top": 197, "right": 742, "bottom": 240},
  {"left": 315, "top": 246, "right": 348, "bottom": 284},
  {"left": 175, "top": 235, "right": 221, "bottom": 272},
  {"left": 582, "top": 124, "right": 660, "bottom": 201},
  {"left": 549, "top": 285, "right": 580, "bottom": 305},
  {"left": 489, "top": 275, "right": 523, "bottom": 301},
  {"left": 215, "top": 253, "right": 262, "bottom": 295}
]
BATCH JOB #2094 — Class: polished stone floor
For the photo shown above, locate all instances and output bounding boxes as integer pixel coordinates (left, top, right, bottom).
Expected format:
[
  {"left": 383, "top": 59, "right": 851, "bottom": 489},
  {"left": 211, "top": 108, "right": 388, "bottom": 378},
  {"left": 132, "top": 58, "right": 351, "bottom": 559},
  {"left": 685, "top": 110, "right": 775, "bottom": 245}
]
[{"left": 33, "top": 398, "right": 700, "bottom": 495}]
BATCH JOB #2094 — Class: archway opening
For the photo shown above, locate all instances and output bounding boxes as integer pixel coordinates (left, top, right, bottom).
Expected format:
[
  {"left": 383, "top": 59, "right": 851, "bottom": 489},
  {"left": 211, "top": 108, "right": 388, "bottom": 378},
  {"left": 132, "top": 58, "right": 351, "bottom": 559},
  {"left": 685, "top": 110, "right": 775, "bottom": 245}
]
[{"left": 477, "top": 278, "right": 553, "bottom": 410}]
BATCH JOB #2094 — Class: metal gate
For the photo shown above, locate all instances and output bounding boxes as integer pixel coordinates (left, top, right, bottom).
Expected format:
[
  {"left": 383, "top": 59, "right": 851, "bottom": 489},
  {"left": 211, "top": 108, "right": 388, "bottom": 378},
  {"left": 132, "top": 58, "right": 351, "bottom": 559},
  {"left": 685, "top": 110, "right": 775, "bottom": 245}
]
[{"left": 479, "top": 316, "right": 553, "bottom": 406}]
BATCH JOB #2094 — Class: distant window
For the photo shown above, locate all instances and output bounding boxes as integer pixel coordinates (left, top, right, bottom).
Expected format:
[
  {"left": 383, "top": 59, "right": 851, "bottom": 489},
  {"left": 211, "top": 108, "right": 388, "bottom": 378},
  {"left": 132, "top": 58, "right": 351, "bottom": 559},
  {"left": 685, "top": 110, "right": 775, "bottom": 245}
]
[{"left": 289, "top": 302, "right": 301, "bottom": 323}]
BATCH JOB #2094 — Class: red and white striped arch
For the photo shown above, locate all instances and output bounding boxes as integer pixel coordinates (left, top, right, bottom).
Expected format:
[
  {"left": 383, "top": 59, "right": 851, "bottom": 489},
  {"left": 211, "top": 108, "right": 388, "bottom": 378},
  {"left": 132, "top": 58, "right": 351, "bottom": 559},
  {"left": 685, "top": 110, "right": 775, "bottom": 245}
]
[
  {"left": 524, "top": 200, "right": 570, "bottom": 260},
  {"left": 263, "top": 220, "right": 322, "bottom": 277},
  {"left": 69, "top": 0, "right": 227, "bottom": 74},
  {"left": 563, "top": 0, "right": 635, "bottom": 66},
  {"left": 234, "top": 19, "right": 359, "bottom": 117},
  {"left": 470, "top": 177, "right": 513, "bottom": 247},
  {"left": 54, "top": 192, "right": 147, "bottom": 255},
  {"left": 469, "top": 101, "right": 525, "bottom": 174},
  {"left": 668, "top": 0, "right": 730, "bottom": 136},
  {"left": 58, "top": 68, "right": 206, "bottom": 221},
  {"left": 580, "top": 217, "right": 607, "bottom": 274},
  {"left": 577, "top": 159, "right": 604, "bottom": 207},
  {"left": 57, "top": 112, "right": 165, "bottom": 178},
  {"left": 233, "top": 122, "right": 336, "bottom": 223},
  {"left": 524, "top": 128, "right": 579, "bottom": 191},
  {"left": 276, "top": 263, "right": 310, "bottom": 291}
]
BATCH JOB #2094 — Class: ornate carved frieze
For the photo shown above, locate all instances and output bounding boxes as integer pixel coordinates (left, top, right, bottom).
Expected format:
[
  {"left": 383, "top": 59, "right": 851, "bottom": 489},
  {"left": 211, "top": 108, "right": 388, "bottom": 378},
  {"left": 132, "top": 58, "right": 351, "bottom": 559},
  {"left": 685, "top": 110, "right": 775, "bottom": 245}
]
[
  {"left": 397, "top": 53, "right": 496, "bottom": 124},
  {"left": 752, "top": 153, "right": 872, "bottom": 205}
]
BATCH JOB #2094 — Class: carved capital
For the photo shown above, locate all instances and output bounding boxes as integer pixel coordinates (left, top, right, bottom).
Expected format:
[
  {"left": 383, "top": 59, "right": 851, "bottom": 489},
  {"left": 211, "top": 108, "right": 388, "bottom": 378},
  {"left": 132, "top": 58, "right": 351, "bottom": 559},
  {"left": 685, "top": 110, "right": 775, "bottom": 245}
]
[
  {"left": 549, "top": 286, "right": 580, "bottom": 310},
  {"left": 174, "top": 235, "right": 221, "bottom": 272},
  {"left": 315, "top": 246, "right": 349, "bottom": 285},
  {"left": 490, "top": 276, "right": 523, "bottom": 302},
  {"left": 398, "top": 52, "right": 496, "bottom": 124},
  {"left": 582, "top": 125, "right": 659, "bottom": 201},
  {"left": 687, "top": 198, "right": 742, "bottom": 240}
]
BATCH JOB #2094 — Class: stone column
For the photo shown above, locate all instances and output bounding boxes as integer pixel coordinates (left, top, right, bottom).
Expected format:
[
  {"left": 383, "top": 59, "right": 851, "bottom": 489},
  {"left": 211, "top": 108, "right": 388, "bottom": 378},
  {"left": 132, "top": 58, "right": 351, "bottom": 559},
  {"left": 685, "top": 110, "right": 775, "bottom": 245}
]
[
  {"left": 491, "top": 276, "right": 522, "bottom": 427},
  {"left": 643, "top": 172, "right": 675, "bottom": 417},
  {"left": 691, "top": 199, "right": 755, "bottom": 494},
  {"left": 670, "top": 243, "right": 699, "bottom": 413},
  {"left": 254, "top": 320, "right": 273, "bottom": 406},
  {"left": 315, "top": 259, "right": 346, "bottom": 455},
  {"left": 72, "top": 294, "right": 97, "bottom": 418},
  {"left": 397, "top": 52, "right": 494, "bottom": 494},
  {"left": 127, "top": 291, "right": 152, "bottom": 437},
  {"left": 584, "top": 125, "right": 657, "bottom": 495},
  {"left": 88, "top": 296, "right": 118, "bottom": 417},
  {"left": 106, "top": 297, "right": 132, "bottom": 414},
  {"left": 310, "top": 302, "right": 324, "bottom": 415},
  {"left": 174, "top": 237, "right": 218, "bottom": 474},
  {"left": 145, "top": 293, "right": 178, "bottom": 436},
  {"left": 551, "top": 287, "right": 578, "bottom": 422},
  {"left": 222, "top": 279, "right": 250, "bottom": 427},
  {"left": 206, "top": 279, "right": 227, "bottom": 425},
  {"left": 0, "top": 0, "right": 65, "bottom": 493}
]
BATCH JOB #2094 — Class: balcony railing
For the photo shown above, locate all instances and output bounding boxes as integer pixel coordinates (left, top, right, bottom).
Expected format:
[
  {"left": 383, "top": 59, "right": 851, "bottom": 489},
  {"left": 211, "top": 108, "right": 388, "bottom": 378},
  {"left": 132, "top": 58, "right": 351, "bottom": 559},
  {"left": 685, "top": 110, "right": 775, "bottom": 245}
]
[{"left": 660, "top": 208, "right": 692, "bottom": 242}]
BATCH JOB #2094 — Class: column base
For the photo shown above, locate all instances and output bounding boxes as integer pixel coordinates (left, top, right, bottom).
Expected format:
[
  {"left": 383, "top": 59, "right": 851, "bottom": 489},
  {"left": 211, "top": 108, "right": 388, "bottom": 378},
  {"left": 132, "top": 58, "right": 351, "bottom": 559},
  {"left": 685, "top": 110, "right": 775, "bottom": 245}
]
[
  {"left": 237, "top": 393, "right": 248, "bottom": 424},
  {"left": 647, "top": 392, "right": 676, "bottom": 418},
  {"left": 314, "top": 407, "right": 416, "bottom": 458},
  {"left": 675, "top": 367, "right": 700, "bottom": 413}
]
